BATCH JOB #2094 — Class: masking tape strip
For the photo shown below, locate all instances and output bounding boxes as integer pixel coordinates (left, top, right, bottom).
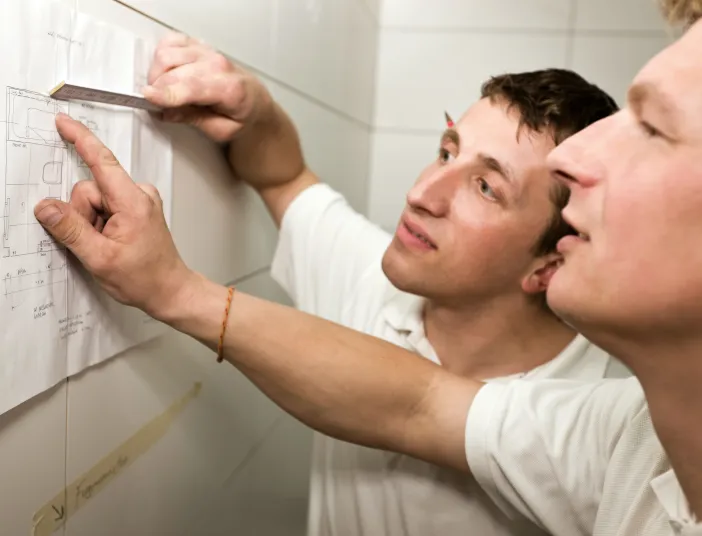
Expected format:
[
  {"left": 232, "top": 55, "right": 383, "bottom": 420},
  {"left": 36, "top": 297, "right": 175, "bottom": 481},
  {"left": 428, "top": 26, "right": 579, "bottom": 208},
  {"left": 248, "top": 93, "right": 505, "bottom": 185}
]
[{"left": 31, "top": 382, "right": 202, "bottom": 536}]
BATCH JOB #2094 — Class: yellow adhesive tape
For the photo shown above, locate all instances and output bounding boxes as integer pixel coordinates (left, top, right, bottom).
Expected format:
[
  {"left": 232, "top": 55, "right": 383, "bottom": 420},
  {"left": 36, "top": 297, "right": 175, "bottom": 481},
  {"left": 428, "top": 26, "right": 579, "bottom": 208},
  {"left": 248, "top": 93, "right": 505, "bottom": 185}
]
[{"left": 31, "top": 382, "right": 202, "bottom": 536}]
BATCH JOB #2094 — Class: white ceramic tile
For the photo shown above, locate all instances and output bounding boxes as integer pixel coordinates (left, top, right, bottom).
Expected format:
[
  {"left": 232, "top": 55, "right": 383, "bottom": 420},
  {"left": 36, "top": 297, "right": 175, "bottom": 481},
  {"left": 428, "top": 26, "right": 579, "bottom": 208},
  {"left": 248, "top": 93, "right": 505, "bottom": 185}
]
[
  {"left": 77, "top": 0, "right": 167, "bottom": 40},
  {"left": 341, "top": 0, "right": 379, "bottom": 124},
  {"left": 0, "top": 383, "right": 66, "bottom": 536},
  {"left": 116, "top": 0, "right": 276, "bottom": 72},
  {"left": 574, "top": 0, "right": 668, "bottom": 31},
  {"left": 269, "top": 79, "right": 372, "bottom": 214},
  {"left": 114, "top": 0, "right": 378, "bottom": 125},
  {"left": 171, "top": 70, "right": 375, "bottom": 283},
  {"left": 381, "top": 0, "right": 571, "bottom": 29},
  {"left": 374, "top": 31, "right": 569, "bottom": 130},
  {"left": 65, "top": 272, "right": 296, "bottom": 536},
  {"left": 570, "top": 35, "right": 673, "bottom": 106},
  {"left": 368, "top": 131, "right": 439, "bottom": 230},
  {"left": 361, "top": 0, "right": 383, "bottom": 22},
  {"left": 77, "top": 0, "right": 277, "bottom": 285},
  {"left": 177, "top": 416, "right": 313, "bottom": 536},
  {"left": 272, "top": 0, "right": 377, "bottom": 125},
  {"left": 168, "top": 124, "right": 279, "bottom": 285}
]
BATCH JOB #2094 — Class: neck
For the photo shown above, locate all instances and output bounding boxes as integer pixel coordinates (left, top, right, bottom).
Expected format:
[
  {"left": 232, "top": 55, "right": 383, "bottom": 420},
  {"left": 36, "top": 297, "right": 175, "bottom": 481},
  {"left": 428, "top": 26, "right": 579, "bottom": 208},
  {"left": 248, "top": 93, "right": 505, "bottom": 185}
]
[
  {"left": 423, "top": 293, "right": 576, "bottom": 379},
  {"left": 625, "top": 335, "right": 702, "bottom": 519}
]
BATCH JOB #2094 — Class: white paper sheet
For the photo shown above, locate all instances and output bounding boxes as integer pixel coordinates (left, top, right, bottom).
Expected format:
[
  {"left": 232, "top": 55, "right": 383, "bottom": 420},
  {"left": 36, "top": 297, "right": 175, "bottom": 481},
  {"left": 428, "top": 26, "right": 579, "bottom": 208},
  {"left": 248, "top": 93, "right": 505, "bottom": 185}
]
[{"left": 0, "top": 0, "right": 172, "bottom": 414}]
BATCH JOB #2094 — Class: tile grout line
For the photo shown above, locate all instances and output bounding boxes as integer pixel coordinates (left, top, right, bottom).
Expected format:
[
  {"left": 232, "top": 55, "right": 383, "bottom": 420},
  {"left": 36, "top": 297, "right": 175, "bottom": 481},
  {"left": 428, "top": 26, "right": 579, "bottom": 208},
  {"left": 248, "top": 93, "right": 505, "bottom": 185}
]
[
  {"left": 565, "top": 0, "right": 579, "bottom": 68},
  {"left": 224, "top": 265, "right": 271, "bottom": 289},
  {"left": 62, "top": 377, "right": 69, "bottom": 536},
  {"left": 357, "top": 0, "right": 381, "bottom": 28},
  {"left": 219, "top": 414, "right": 287, "bottom": 491},
  {"left": 381, "top": 25, "right": 670, "bottom": 38},
  {"left": 373, "top": 125, "right": 444, "bottom": 136},
  {"left": 177, "top": 415, "right": 287, "bottom": 536},
  {"left": 112, "top": 0, "right": 374, "bottom": 132}
]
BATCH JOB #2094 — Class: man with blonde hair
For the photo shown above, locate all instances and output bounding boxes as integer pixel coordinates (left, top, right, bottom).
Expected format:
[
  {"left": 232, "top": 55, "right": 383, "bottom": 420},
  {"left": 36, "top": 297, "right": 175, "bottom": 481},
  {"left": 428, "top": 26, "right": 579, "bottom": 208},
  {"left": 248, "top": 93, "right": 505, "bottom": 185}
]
[{"left": 30, "top": 0, "right": 702, "bottom": 533}]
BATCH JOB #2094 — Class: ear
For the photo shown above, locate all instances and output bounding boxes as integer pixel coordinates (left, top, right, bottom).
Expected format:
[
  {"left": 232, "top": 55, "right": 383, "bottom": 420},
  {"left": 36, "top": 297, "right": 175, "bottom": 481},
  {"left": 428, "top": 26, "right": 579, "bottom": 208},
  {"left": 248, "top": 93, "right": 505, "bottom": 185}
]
[{"left": 521, "top": 252, "right": 563, "bottom": 295}]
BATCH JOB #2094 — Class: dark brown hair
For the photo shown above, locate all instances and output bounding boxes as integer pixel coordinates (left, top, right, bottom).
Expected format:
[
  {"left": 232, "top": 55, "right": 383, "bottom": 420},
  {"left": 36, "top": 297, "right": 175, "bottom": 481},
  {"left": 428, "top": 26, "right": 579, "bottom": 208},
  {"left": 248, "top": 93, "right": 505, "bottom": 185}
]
[{"left": 481, "top": 69, "right": 619, "bottom": 256}]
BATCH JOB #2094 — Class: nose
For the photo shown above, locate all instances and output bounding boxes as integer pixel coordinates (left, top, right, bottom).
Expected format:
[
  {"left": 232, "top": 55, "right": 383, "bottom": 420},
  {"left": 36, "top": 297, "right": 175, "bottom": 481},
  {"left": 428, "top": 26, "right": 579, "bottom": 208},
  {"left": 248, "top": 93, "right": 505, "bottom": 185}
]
[
  {"left": 547, "top": 113, "right": 618, "bottom": 189},
  {"left": 406, "top": 165, "right": 454, "bottom": 217}
]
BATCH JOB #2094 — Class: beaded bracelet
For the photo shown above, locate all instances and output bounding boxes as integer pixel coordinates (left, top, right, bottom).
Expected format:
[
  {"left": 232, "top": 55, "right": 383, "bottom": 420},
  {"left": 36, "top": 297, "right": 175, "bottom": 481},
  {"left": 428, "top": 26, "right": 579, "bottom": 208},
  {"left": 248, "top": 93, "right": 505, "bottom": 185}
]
[{"left": 217, "top": 286, "right": 235, "bottom": 363}]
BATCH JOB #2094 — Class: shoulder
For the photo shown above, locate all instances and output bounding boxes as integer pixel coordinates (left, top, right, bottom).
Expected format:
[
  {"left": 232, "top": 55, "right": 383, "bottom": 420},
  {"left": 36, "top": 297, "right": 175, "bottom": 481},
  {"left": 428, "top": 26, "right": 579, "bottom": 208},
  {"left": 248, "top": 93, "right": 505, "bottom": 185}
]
[
  {"left": 525, "top": 334, "right": 631, "bottom": 381},
  {"left": 279, "top": 183, "right": 347, "bottom": 230}
]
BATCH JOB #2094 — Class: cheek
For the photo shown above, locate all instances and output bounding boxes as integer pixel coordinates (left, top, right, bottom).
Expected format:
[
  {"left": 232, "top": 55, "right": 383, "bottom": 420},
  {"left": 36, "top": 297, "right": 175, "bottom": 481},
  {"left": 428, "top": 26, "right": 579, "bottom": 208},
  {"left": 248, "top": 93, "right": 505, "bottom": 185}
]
[
  {"left": 445, "top": 220, "right": 535, "bottom": 281},
  {"left": 598, "top": 161, "right": 702, "bottom": 310}
]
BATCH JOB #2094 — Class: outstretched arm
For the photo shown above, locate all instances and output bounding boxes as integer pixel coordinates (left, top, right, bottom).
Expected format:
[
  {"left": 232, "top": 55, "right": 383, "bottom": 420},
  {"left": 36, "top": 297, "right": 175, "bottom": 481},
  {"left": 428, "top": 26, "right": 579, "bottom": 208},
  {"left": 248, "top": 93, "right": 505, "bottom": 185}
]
[
  {"left": 35, "top": 114, "right": 479, "bottom": 472},
  {"left": 144, "top": 32, "right": 318, "bottom": 226},
  {"left": 166, "top": 276, "right": 476, "bottom": 469}
]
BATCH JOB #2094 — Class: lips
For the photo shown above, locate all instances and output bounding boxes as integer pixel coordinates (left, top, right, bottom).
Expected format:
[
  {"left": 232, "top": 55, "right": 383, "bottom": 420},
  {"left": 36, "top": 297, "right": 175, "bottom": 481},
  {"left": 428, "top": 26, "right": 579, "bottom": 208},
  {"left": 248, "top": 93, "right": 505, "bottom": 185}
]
[
  {"left": 399, "top": 217, "right": 437, "bottom": 250},
  {"left": 562, "top": 212, "right": 590, "bottom": 242}
]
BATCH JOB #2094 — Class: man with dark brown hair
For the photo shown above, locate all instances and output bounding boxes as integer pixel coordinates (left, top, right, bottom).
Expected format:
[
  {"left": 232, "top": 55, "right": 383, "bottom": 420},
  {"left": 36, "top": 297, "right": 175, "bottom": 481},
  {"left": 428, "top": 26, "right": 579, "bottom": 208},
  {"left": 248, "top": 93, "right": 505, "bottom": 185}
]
[{"left": 133, "top": 55, "right": 624, "bottom": 536}]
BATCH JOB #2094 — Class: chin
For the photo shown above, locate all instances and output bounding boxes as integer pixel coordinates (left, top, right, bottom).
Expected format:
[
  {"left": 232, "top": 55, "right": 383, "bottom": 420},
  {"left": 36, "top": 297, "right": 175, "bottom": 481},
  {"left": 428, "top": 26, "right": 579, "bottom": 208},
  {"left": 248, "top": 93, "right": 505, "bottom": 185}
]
[
  {"left": 381, "top": 246, "right": 419, "bottom": 294},
  {"left": 547, "top": 268, "right": 603, "bottom": 336},
  {"left": 546, "top": 269, "right": 577, "bottom": 320}
]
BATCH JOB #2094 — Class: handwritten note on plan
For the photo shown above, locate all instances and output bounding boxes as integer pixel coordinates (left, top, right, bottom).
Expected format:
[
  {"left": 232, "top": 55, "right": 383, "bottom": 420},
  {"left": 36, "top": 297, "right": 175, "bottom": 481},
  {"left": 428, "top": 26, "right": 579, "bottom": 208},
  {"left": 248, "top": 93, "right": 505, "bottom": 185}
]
[{"left": 0, "top": 0, "right": 173, "bottom": 415}]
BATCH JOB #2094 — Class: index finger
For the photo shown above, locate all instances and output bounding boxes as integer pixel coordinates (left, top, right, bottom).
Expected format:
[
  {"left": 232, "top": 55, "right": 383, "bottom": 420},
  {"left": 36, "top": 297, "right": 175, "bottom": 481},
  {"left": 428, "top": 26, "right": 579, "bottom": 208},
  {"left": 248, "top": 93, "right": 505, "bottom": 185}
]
[
  {"left": 157, "top": 31, "right": 198, "bottom": 48},
  {"left": 147, "top": 44, "right": 208, "bottom": 86},
  {"left": 55, "top": 114, "right": 140, "bottom": 211}
]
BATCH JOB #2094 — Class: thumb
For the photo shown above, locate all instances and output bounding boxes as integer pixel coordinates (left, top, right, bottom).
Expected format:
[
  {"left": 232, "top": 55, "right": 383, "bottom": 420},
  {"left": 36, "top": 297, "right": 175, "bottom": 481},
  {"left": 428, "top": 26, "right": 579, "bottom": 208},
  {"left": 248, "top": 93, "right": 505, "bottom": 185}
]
[
  {"left": 143, "top": 83, "right": 189, "bottom": 109},
  {"left": 34, "top": 200, "right": 107, "bottom": 269}
]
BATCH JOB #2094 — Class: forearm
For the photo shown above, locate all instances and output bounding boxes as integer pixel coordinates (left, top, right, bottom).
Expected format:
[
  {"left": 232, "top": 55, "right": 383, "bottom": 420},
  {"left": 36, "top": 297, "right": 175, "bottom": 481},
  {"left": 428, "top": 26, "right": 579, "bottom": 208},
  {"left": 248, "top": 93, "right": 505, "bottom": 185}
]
[
  {"left": 159, "top": 273, "right": 476, "bottom": 471},
  {"left": 228, "top": 95, "right": 307, "bottom": 190}
]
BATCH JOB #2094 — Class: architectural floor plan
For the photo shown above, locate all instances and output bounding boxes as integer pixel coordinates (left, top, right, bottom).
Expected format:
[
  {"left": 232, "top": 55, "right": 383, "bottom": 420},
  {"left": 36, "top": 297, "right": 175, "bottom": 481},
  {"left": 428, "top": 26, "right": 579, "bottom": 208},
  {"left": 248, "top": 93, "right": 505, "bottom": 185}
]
[
  {"left": 0, "top": 0, "right": 172, "bottom": 416},
  {"left": 3, "top": 88, "right": 70, "bottom": 307}
]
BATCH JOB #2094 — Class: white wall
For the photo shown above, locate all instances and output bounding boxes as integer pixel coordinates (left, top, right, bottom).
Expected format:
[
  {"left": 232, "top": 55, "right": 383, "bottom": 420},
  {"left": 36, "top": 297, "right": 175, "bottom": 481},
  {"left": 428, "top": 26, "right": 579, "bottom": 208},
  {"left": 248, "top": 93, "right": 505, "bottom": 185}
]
[
  {"left": 0, "top": 1, "right": 379, "bottom": 535},
  {"left": 368, "top": 0, "right": 676, "bottom": 231},
  {"left": 0, "top": 2, "right": 677, "bottom": 534}
]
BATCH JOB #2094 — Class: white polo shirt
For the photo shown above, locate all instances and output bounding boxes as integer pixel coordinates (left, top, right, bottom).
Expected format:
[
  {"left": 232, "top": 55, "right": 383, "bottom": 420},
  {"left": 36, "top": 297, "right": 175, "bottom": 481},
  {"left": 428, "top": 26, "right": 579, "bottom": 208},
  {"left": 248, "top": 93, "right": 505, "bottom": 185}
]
[
  {"left": 271, "top": 184, "right": 630, "bottom": 536},
  {"left": 467, "top": 378, "right": 702, "bottom": 535}
]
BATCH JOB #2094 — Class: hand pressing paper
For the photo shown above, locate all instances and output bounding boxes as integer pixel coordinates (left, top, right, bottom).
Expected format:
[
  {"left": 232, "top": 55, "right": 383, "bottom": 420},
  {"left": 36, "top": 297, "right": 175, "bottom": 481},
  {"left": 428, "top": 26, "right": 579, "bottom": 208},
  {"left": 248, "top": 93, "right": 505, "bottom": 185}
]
[{"left": 0, "top": 0, "right": 172, "bottom": 415}]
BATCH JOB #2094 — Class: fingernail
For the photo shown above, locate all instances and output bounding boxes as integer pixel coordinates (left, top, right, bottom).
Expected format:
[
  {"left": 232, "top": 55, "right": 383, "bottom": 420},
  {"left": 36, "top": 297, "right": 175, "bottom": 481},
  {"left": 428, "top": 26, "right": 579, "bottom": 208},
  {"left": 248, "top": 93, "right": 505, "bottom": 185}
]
[
  {"left": 142, "top": 85, "right": 156, "bottom": 97},
  {"left": 35, "top": 204, "right": 63, "bottom": 227},
  {"left": 56, "top": 112, "right": 68, "bottom": 120}
]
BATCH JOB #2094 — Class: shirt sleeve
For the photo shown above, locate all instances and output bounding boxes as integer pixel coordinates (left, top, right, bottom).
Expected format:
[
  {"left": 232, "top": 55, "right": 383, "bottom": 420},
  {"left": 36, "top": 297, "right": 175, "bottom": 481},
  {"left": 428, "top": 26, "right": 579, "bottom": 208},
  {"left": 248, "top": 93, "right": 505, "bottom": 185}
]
[
  {"left": 270, "top": 183, "right": 391, "bottom": 318},
  {"left": 465, "top": 377, "right": 645, "bottom": 536}
]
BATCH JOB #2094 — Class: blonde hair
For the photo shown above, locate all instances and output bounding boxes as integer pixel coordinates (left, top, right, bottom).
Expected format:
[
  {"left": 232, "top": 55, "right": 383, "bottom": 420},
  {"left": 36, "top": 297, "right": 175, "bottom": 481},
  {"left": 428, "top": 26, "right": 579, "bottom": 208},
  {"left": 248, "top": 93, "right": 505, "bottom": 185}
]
[{"left": 660, "top": 0, "right": 702, "bottom": 25}]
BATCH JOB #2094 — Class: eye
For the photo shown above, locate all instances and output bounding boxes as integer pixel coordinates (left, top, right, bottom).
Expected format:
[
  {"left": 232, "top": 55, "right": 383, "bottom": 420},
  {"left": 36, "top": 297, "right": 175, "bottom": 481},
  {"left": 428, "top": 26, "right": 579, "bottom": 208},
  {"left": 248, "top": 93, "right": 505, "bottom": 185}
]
[
  {"left": 438, "top": 147, "right": 456, "bottom": 165},
  {"left": 640, "top": 120, "right": 660, "bottom": 138},
  {"left": 477, "top": 178, "right": 497, "bottom": 200}
]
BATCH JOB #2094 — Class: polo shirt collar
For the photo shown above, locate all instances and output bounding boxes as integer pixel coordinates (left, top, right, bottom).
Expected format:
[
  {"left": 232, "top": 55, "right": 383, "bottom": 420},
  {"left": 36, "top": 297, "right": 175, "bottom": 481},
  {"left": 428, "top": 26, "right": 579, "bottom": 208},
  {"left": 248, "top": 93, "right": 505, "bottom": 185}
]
[
  {"left": 651, "top": 469, "right": 700, "bottom": 532},
  {"left": 381, "top": 289, "right": 425, "bottom": 335}
]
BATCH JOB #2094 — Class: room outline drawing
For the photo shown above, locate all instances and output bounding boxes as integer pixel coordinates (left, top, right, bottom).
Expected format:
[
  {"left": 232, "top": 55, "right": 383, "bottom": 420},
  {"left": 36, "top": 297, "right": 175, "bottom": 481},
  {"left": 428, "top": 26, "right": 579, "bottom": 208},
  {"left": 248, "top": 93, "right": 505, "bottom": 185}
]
[{"left": 2, "top": 87, "right": 70, "bottom": 300}]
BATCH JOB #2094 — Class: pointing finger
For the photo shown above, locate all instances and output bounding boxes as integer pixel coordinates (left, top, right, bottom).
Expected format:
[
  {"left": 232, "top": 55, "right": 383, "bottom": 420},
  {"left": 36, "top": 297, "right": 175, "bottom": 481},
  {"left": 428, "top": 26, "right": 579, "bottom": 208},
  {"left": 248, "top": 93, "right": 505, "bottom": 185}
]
[{"left": 55, "top": 114, "right": 139, "bottom": 213}]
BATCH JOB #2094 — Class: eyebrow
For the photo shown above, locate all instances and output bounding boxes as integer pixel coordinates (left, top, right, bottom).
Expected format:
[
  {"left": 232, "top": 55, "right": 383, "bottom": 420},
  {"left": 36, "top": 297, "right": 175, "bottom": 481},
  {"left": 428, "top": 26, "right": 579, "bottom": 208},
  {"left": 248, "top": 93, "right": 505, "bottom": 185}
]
[
  {"left": 441, "top": 128, "right": 460, "bottom": 146},
  {"left": 477, "top": 153, "right": 515, "bottom": 184},
  {"left": 440, "top": 129, "right": 515, "bottom": 184},
  {"left": 627, "top": 81, "right": 680, "bottom": 135}
]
